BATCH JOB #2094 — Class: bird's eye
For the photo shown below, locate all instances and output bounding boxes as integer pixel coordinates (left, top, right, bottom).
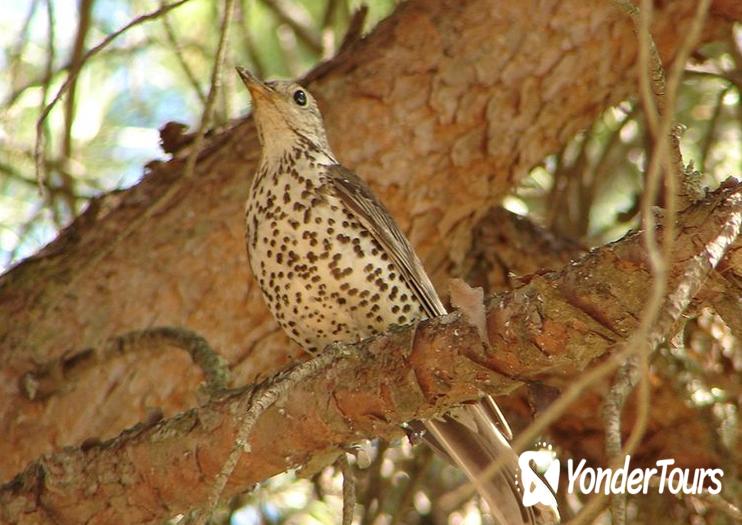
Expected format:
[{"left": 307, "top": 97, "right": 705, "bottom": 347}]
[{"left": 293, "top": 89, "right": 307, "bottom": 106}]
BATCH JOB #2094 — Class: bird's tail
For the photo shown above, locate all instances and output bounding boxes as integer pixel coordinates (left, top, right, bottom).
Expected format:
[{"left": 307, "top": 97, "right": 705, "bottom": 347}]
[{"left": 422, "top": 396, "right": 557, "bottom": 525}]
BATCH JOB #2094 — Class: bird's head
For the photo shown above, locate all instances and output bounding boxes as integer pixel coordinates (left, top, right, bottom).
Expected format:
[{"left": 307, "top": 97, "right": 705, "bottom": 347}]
[{"left": 236, "top": 66, "right": 330, "bottom": 154}]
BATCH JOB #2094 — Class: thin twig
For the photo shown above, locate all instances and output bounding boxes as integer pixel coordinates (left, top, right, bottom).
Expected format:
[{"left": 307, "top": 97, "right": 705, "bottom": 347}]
[
  {"left": 585, "top": 104, "right": 639, "bottom": 219},
  {"left": 19, "top": 326, "right": 231, "bottom": 400},
  {"left": 338, "top": 5, "right": 368, "bottom": 54},
  {"left": 603, "top": 8, "right": 662, "bottom": 523},
  {"left": 261, "top": 0, "right": 322, "bottom": 54},
  {"left": 663, "top": 0, "right": 712, "bottom": 205},
  {"left": 623, "top": 0, "right": 712, "bottom": 459},
  {"left": 602, "top": 358, "right": 637, "bottom": 525},
  {"left": 546, "top": 132, "right": 589, "bottom": 236},
  {"left": 611, "top": 0, "right": 663, "bottom": 133},
  {"left": 180, "top": 0, "right": 236, "bottom": 183},
  {"left": 34, "top": 0, "right": 196, "bottom": 191},
  {"left": 622, "top": 6, "right": 667, "bottom": 510},
  {"left": 320, "top": 0, "right": 339, "bottom": 57},
  {"left": 236, "top": 0, "right": 266, "bottom": 79},
  {"left": 690, "top": 493, "right": 742, "bottom": 522},
  {"left": 614, "top": 0, "right": 707, "bottom": 206},
  {"left": 160, "top": 0, "right": 207, "bottom": 104},
  {"left": 33, "top": 0, "right": 56, "bottom": 200},
  {"left": 700, "top": 85, "right": 732, "bottom": 173},
  {"left": 321, "top": 0, "right": 338, "bottom": 29},
  {"left": 58, "top": 0, "right": 94, "bottom": 218},
  {"left": 198, "top": 345, "right": 346, "bottom": 524},
  {"left": 39, "top": 0, "right": 56, "bottom": 179},
  {"left": 339, "top": 453, "right": 356, "bottom": 525}
]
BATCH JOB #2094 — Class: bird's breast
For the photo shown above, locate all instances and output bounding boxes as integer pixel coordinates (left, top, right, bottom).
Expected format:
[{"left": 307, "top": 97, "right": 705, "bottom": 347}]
[{"left": 245, "top": 162, "right": 422, "bottom": 353}]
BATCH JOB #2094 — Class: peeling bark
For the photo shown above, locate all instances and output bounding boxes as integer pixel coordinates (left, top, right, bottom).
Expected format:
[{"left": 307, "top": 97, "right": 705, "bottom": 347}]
[
  {"left": 2, "top": 182, "right": 739, "bottom": 525},
  {"left": 465, "top": 206, "right": 742, "bottom": 339}
]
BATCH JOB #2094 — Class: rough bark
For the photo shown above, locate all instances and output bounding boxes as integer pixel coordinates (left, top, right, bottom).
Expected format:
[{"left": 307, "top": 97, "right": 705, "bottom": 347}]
[
  {"left": 0, "top": 0, "right": 737, "bottom": 485},
  {"left": 2, "top": 181, "right": 739, "bottom": 525},
  {"left": 464, "top": 205, "right": 742, "bottom": 468}
]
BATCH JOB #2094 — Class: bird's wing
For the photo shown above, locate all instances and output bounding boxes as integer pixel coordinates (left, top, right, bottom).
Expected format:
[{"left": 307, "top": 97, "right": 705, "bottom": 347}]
[
  {"left": 328, "top": 163, "right": 514, "bottom": 434},
  {"left": 326, "top": 164, "right": 447, "bottom": 319},
  {"left": 327, "top": 163, "right": 550, "bottom": 525}
]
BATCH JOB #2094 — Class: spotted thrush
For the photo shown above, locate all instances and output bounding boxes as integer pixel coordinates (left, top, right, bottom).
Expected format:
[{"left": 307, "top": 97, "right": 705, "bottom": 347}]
[{"left": 236, "top": 66, "right": 543, "bottom": 525}]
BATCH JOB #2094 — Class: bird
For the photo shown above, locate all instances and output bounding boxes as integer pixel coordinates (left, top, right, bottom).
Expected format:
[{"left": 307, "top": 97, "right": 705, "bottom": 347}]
[{"left": 236, "top": 66, "right": 542, "bottom": 525}]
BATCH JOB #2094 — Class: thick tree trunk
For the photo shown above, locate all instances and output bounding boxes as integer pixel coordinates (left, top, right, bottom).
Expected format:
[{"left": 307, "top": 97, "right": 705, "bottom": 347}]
[{"left": 0, "top": 0, "right": 738, "bottom": 496}]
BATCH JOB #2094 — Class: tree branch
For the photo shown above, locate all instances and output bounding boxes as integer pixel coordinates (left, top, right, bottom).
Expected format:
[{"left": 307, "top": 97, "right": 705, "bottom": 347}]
[
  {"left": 2, "top": 181, "right": 739, "bottom": 525},
  {"left": 18, "top": 327, "right": 231, "bottom": 401}
]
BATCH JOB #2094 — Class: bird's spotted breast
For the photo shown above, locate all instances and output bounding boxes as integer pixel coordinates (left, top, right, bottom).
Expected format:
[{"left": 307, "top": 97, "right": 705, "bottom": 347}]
[{"left": 245, "top": 151, "right": 422, "bottom": 353}]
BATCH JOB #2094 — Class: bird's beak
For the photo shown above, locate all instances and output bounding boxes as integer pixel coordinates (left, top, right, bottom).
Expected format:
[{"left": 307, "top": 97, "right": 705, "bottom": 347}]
[{"left": 236, "top": 66, "right": 273, "bottom": 103}]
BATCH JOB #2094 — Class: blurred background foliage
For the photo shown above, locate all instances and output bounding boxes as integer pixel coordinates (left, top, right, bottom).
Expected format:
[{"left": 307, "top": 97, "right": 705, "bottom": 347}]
[{"left": 0, "top": 1, "right": 740, "bottom": 524}]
